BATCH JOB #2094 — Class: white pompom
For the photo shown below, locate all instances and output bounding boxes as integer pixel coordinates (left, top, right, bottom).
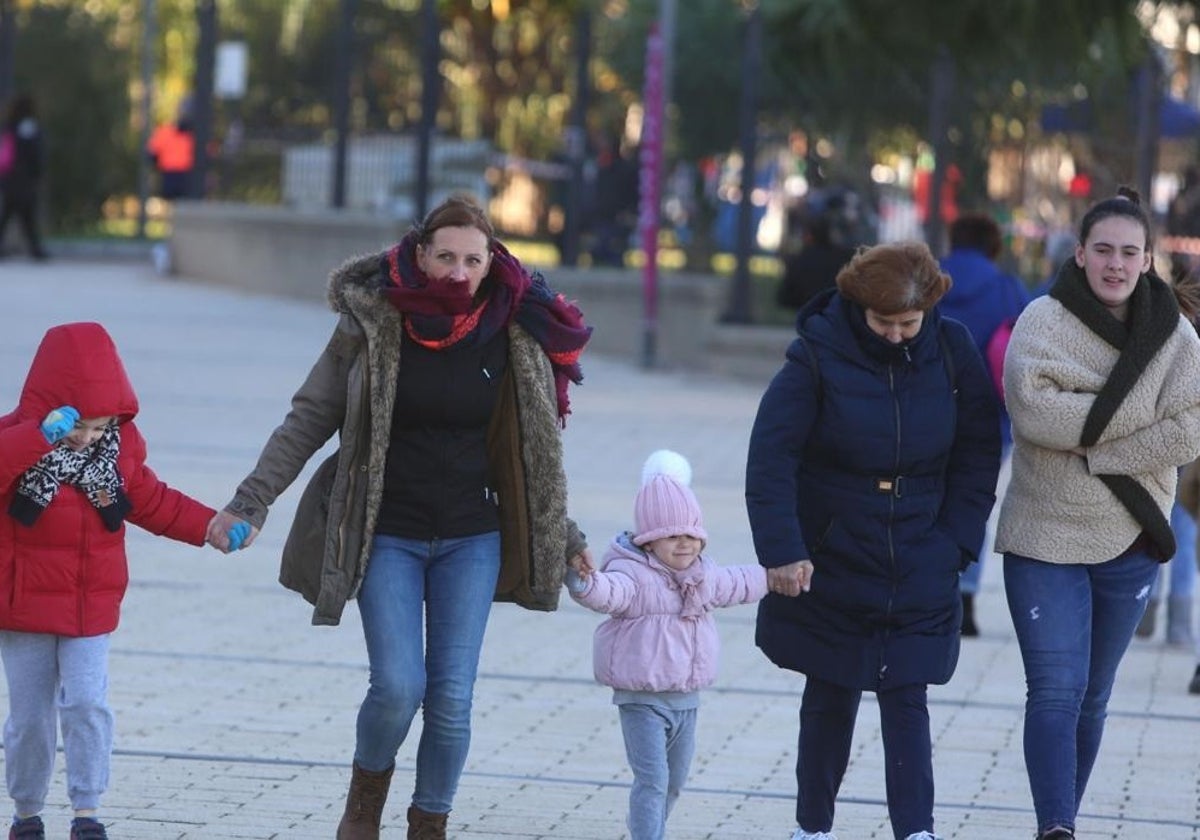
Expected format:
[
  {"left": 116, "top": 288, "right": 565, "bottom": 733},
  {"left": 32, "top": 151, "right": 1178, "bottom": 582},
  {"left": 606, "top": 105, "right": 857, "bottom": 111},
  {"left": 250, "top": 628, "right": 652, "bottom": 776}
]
[{"left": 641, "top": 449, "right": 693, "bottom": 487}]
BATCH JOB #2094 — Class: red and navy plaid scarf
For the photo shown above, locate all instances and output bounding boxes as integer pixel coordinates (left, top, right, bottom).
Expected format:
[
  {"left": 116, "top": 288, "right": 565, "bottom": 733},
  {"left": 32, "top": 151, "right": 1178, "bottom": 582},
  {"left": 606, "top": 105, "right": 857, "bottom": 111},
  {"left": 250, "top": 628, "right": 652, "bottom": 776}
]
[{"left": 381, "top": 232, "right": 592, "bottom": 423}]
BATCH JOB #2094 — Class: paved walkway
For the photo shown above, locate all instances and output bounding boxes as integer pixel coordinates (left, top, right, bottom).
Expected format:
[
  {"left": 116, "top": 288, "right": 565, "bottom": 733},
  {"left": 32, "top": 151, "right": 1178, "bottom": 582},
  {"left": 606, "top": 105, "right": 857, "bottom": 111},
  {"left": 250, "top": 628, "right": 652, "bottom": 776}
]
[{"left": 1, "top": 258, "right": 1198, "bottom": 839}]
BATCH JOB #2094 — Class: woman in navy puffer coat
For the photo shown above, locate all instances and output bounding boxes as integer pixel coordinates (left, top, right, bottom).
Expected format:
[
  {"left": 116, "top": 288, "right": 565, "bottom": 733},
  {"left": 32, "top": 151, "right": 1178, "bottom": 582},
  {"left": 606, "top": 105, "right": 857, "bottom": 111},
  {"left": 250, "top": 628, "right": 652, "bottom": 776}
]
[{"left": 746, "top": 242, "right": 1001, "bottom": 840}]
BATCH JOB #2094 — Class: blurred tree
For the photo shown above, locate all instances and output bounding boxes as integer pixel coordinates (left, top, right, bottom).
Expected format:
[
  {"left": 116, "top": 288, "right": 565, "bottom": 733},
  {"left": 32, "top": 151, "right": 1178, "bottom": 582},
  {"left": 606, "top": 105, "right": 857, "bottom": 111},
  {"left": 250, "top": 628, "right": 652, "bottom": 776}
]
[
  {"left": 766, "top": 0, "right": 1149, "bottom": 203},
  {"left": 597, "top": 0, "right": 788, "bottom": 163}
]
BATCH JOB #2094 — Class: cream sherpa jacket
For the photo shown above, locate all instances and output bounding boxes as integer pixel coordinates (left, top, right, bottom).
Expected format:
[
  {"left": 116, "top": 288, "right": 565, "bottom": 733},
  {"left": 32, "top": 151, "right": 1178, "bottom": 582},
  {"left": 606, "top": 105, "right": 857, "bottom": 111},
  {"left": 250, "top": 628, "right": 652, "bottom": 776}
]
[{"left": 996, "top": 295, "right": 1200, "bottom": 563}]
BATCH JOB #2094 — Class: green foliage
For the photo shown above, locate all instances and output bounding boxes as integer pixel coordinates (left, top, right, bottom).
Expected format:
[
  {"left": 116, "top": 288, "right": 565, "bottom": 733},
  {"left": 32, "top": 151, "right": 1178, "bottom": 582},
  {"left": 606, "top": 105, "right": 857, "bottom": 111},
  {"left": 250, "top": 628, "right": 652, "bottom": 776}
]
[
  {"left": 11, "top": 4, "right": 131, "bottom": 232},
  {"left": 597, "top": 0, "right": 785, "bottom": 161},
  {"left": 763, "top": 0, "right": 1148, "bottom": 201}
]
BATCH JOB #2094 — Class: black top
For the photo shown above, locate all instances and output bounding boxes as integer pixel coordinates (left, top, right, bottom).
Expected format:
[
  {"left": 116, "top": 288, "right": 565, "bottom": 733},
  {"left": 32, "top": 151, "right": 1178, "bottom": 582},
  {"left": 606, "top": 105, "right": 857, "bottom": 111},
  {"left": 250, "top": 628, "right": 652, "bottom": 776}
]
[{"left": 375, "top": 329, "right": 508, "bottom": 539}]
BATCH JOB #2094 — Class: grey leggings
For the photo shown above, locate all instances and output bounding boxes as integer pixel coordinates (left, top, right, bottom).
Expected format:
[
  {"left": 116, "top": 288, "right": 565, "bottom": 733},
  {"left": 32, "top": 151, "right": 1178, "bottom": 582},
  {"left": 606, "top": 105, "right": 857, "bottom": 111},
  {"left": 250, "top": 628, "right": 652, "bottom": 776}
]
[
  {"left": 619, "top": 703, "right": 697, "bottom": 840},
  {"left": 0, "top": 632, "right": 113, "bottom": 815}
]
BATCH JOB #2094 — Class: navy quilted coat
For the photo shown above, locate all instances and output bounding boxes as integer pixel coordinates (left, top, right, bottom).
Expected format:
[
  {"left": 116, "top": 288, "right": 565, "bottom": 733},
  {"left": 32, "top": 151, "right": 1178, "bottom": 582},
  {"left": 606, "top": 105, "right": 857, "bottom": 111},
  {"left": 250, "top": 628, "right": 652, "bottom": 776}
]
[{"left": 746, "top": 290, "right": 1000, "bottom": 690}]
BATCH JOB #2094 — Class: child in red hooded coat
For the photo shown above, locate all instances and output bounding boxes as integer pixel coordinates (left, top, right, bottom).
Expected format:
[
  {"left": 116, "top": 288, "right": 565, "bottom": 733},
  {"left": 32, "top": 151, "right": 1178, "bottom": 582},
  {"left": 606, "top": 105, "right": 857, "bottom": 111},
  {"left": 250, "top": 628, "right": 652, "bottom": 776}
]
[{"left": 0, "top": 322, "right": 237, "bottom": 840}]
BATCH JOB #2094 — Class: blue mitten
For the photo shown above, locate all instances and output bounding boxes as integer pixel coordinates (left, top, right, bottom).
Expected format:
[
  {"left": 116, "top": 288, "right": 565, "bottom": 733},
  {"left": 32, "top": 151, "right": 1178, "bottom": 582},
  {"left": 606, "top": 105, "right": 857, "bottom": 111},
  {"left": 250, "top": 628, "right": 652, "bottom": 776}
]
[
  {"left": 40, "top": 406, "right": 79, "bottom": 444},
  {"left": 227, "top": 521, "right": 252, "bottom": 551}
]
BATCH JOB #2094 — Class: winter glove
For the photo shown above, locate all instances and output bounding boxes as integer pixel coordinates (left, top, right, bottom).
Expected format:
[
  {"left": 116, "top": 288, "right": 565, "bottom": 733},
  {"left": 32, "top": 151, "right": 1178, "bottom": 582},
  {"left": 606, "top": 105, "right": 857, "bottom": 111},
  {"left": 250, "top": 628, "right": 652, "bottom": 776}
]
[
  {"left": 40, "top": 406, "right": 79, "bottom": 444},
  {"left": 227, "top": 521, "right": 252, "bottom": 552}
]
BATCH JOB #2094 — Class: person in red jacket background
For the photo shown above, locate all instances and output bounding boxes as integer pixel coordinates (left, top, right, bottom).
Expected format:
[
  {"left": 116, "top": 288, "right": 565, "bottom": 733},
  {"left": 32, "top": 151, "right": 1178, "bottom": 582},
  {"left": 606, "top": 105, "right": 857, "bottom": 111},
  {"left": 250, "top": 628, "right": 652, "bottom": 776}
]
[
  {"left": 0, "top": 322, "right": 237, "bottom": 840},
  {"left": 145, "top": 98, "right": 195, "bottom": 201}
]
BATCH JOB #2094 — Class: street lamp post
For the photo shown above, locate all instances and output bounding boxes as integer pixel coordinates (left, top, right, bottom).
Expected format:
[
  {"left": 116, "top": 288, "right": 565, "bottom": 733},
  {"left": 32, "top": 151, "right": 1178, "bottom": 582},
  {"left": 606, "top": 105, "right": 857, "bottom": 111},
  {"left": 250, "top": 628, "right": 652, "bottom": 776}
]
[
  {"left": 1134, "top": 51, "right": 1162, "bottom": 204},
  {"left": 137, "top": 0, "right": 156, "bottom": 238},
  {"left": 561, "top": 9, "right": 591, "bottom": 267},
  {"left": 414, "top": 0, "right": 439, "bottom": 221},
  {"left": 923, "top": 46, "right": 955, "bottom": 254},
  {"left": 722, "top": 1, "right": 761, "bottom": 325},
  {"left": 191, "top": 0, "right": 217, "bottom": 200},
  {"left": 331, "top": 0, "right": 358, "bottom": 209}
]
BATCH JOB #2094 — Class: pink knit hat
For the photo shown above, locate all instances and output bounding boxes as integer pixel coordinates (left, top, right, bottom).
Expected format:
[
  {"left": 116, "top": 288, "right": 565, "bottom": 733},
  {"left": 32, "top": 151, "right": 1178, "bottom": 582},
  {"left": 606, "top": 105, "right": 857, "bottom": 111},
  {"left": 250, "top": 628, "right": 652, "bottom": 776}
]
[{"left": 632, "top": 450, "right": 708, "bottom": 546}]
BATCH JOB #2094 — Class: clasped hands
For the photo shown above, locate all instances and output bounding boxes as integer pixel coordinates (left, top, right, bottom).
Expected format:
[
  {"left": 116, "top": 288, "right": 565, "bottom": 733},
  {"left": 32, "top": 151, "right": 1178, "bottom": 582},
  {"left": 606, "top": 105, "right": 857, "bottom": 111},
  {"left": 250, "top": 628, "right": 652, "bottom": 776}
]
[
  {"left": 566, "top": 548, "right": 594, "bottom": 577},
  {"left": 204, "top": 510, "right": 259, "bottom": 554},
  {"left": 768, "top": 559, "right": 813, "bottom": 596}
]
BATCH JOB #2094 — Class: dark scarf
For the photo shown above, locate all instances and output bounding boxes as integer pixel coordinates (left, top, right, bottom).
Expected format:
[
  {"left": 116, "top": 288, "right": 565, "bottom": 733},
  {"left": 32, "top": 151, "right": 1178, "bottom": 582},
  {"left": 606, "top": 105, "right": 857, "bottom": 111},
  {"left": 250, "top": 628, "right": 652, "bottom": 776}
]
[
  {"left": 8, "top": 422, "right": 131, "bottom": 532},
  {"left": 381, "top": 232, "right": 592, "bottom": 423},
  {"left": 1050, "top": 261, "right": 1181, "bottom": 559}
]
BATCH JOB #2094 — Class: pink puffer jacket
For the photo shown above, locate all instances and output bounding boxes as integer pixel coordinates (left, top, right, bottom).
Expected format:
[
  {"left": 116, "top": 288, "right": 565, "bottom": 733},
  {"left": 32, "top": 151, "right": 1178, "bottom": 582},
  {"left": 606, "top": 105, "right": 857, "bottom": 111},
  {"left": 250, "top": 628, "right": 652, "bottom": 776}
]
[{"left": 570, "top": 533, "right": 768, "bottom": 693}]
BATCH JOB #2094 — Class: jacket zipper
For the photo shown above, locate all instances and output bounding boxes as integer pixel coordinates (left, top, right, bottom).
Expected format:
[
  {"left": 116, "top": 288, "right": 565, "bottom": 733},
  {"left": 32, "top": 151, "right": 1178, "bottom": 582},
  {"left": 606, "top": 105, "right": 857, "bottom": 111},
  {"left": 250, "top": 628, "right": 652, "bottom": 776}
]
[{"left": 880, "top": 359, "right": 903, "bottom": 684}]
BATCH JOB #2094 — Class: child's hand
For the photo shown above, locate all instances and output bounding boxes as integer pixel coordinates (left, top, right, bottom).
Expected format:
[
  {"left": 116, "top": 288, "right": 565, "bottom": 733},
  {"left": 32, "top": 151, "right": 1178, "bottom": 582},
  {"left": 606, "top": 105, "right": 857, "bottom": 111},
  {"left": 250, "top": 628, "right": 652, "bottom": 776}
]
[
  {"left": 40, "top": 405, "right": 79, "bottom": 444},
  {"left": 567, "top": 548, "right": 595, "bottom": 577},
  {"left": 206, "top": 511, "right": 259, "bottom": 553},
  {"left": 227, "top": 521, "right": 252, "bottom": 551}
]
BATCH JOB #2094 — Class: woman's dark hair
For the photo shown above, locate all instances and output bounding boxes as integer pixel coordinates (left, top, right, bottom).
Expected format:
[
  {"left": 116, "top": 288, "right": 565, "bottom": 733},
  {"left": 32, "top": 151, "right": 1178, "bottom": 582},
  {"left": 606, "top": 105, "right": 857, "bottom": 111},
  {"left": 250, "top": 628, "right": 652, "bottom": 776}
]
[
  {"left": 948, "top": 212, "right": 1003, "bottom": 260},
  {"left": 1170, "top": 260, "right": 1200, "bottom": 324},
  {"left": 835, "top": 241, "right": 952, "bottom": 314},
  {"left": 415, "top": 194, "right": 494, "bottom": 249},
  {"left": 1078, "top": 185, "right": 1153, "bottom": 252}
]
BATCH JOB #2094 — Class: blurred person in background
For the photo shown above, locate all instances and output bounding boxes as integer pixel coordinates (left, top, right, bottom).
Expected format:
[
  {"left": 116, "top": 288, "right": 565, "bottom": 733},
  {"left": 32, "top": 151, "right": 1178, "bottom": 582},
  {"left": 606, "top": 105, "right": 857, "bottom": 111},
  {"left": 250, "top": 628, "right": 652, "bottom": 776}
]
[
  {"left": 776, "top": 191, "right": 858, "bottom": 310},
  {"left": 1172, "top": 453, "right": 1200, "bottom": 693},
  {"left": 1135, "top": 260, "right": 1200, "bottom": 651},
  {"left": 585, "top": 132, "right": 639, "bottom": 266},
  {"left": 937, "top": 212, "right": 1029, "bottom": 635},
  {"left": 145, "top": 98, "right": 195, "bottom": 201},
  {"left": 0, "top": 94, "right": 48, "bottom": 261}
]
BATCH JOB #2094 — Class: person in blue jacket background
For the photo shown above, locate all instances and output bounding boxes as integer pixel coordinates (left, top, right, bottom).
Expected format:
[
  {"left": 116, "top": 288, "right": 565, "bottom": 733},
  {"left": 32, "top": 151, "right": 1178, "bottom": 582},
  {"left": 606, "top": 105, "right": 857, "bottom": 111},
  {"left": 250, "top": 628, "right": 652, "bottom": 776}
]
[
  {"left": 937, "top": 212, "right": 1029, "bottom": 635},
  {"left": 745, "top": 241, "right": 1001, "bottom": 840}
]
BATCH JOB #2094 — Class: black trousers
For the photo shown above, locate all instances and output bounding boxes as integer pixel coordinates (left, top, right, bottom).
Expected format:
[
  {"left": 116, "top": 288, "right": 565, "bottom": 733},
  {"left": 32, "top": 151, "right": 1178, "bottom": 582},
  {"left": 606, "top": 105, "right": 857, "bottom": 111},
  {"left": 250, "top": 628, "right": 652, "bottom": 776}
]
[{"left": 0, "top": 192, "right": 45, "bottom": 257}]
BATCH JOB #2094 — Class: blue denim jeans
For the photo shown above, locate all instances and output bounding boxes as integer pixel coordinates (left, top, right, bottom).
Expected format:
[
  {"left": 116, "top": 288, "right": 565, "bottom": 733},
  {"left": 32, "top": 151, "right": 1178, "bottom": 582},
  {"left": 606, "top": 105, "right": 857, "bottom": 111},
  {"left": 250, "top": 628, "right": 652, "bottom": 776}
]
[
  {"left": 354, "top": 531, "right": 500, "bottom": 814},
  {"left": 1149, "top": 501, "right": 1197, "bottom": 600},
  {"left": 619, "top": 703, "right": 697, "bottom": 840},
  {"left": 1003, "top": 548, "right": 1159, "bottom": 834},
  {"left": 796, "top": 677, "right": 935, "bottom": 840}
]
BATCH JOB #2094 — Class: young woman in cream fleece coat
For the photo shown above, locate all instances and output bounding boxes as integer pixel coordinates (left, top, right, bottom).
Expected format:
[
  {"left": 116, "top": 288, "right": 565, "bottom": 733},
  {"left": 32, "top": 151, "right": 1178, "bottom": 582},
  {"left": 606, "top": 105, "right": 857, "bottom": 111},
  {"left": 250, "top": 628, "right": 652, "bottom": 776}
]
[{"left": 996, "top": 188, "right": 1200, "bottom": 840}]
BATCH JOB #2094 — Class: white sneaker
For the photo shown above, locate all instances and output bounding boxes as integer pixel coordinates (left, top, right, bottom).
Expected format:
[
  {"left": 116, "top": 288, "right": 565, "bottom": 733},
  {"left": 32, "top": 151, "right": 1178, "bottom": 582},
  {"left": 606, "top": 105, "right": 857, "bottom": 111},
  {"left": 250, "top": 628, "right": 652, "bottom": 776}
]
[
  {"left": 904, "top": 833, "right": 942, "bottom": 840},
  {"left": 790, "top": 829, "right": 837, "bottom": 840}
]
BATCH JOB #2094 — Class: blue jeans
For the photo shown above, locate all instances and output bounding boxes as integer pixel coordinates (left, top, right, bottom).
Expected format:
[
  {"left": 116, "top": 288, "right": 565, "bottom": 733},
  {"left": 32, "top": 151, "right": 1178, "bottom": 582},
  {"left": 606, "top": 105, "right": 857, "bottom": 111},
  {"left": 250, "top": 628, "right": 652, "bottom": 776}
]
[
  {"left": 1149, "top": 502, "right": 1197, "bottom": 600},
  {"left": 1003, "top": 548, "right": 1159, "bottom": 834},
  {"left": 796, "top": 677, "right": 934, "bottom": 840},
  {"left": 619, "top": 703, "right": 697, "bottom": 840},
  {"left": 354, "top": 531, "right": 500, "bottom": 814}
]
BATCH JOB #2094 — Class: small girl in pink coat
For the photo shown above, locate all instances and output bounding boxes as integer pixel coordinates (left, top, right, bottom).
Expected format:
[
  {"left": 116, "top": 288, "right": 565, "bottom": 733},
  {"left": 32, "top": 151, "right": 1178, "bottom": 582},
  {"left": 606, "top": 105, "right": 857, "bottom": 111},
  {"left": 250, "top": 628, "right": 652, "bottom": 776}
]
[{"left": 566, "top": 449, "right": 769, "bottom": 840}]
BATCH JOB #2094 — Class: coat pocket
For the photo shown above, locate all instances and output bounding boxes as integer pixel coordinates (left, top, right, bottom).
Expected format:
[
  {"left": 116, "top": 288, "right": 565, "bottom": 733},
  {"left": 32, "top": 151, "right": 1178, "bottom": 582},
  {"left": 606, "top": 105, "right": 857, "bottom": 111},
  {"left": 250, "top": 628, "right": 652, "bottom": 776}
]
[{"left": 279, "top": 452, "right": 339, "bottom": 606}]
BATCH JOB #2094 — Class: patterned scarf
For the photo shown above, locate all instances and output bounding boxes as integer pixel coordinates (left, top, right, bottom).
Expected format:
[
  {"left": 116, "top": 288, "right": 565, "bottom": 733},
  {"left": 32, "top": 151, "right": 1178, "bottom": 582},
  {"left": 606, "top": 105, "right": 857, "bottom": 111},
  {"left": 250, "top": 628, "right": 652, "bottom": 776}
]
[
  {"left": 381, "top": 232, "right": 592, "bottom": 423},
  {"left": 8, "top": 422, "right": 131, "bottom": 532}
]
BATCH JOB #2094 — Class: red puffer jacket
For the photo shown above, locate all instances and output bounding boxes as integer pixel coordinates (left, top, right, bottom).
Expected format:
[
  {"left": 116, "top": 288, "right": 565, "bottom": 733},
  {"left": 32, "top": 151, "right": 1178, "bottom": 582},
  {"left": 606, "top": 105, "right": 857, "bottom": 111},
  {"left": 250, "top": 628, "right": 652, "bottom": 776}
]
[{"left": 0, "top": 322, "right": 215, "bottom": 636}]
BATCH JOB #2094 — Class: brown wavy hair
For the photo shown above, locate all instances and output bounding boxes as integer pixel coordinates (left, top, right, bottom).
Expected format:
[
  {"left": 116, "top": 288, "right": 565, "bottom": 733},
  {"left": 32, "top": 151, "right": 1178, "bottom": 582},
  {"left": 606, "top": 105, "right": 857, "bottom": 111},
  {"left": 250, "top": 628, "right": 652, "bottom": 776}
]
[
  {"left": 835, "top": 241, "right": 952, "bottom": 314},
  {"left": 415, "top": 194, "right": 495, "bottom": 250}
]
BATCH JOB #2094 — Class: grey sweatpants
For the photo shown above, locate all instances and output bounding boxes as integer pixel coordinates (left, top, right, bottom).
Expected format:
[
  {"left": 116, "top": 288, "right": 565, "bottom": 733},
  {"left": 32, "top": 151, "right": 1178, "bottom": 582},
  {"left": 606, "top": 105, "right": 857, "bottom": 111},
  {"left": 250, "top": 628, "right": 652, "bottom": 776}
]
[
  {"left": 619, "top": 703, "right": 697, "bottom": 840},
  {"left": 0, "top": 631, "right": 113, "bottom": 815}
]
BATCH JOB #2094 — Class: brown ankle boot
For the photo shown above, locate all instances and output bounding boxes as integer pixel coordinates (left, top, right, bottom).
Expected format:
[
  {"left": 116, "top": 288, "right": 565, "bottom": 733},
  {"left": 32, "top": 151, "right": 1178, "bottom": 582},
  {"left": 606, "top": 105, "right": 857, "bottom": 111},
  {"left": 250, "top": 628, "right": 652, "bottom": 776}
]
[
  {"left": 406, "top": 805, "right": 449, "bottom": 840},
  {"left": 335, "top": 762, "right": 394, "bottom": 840}
]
